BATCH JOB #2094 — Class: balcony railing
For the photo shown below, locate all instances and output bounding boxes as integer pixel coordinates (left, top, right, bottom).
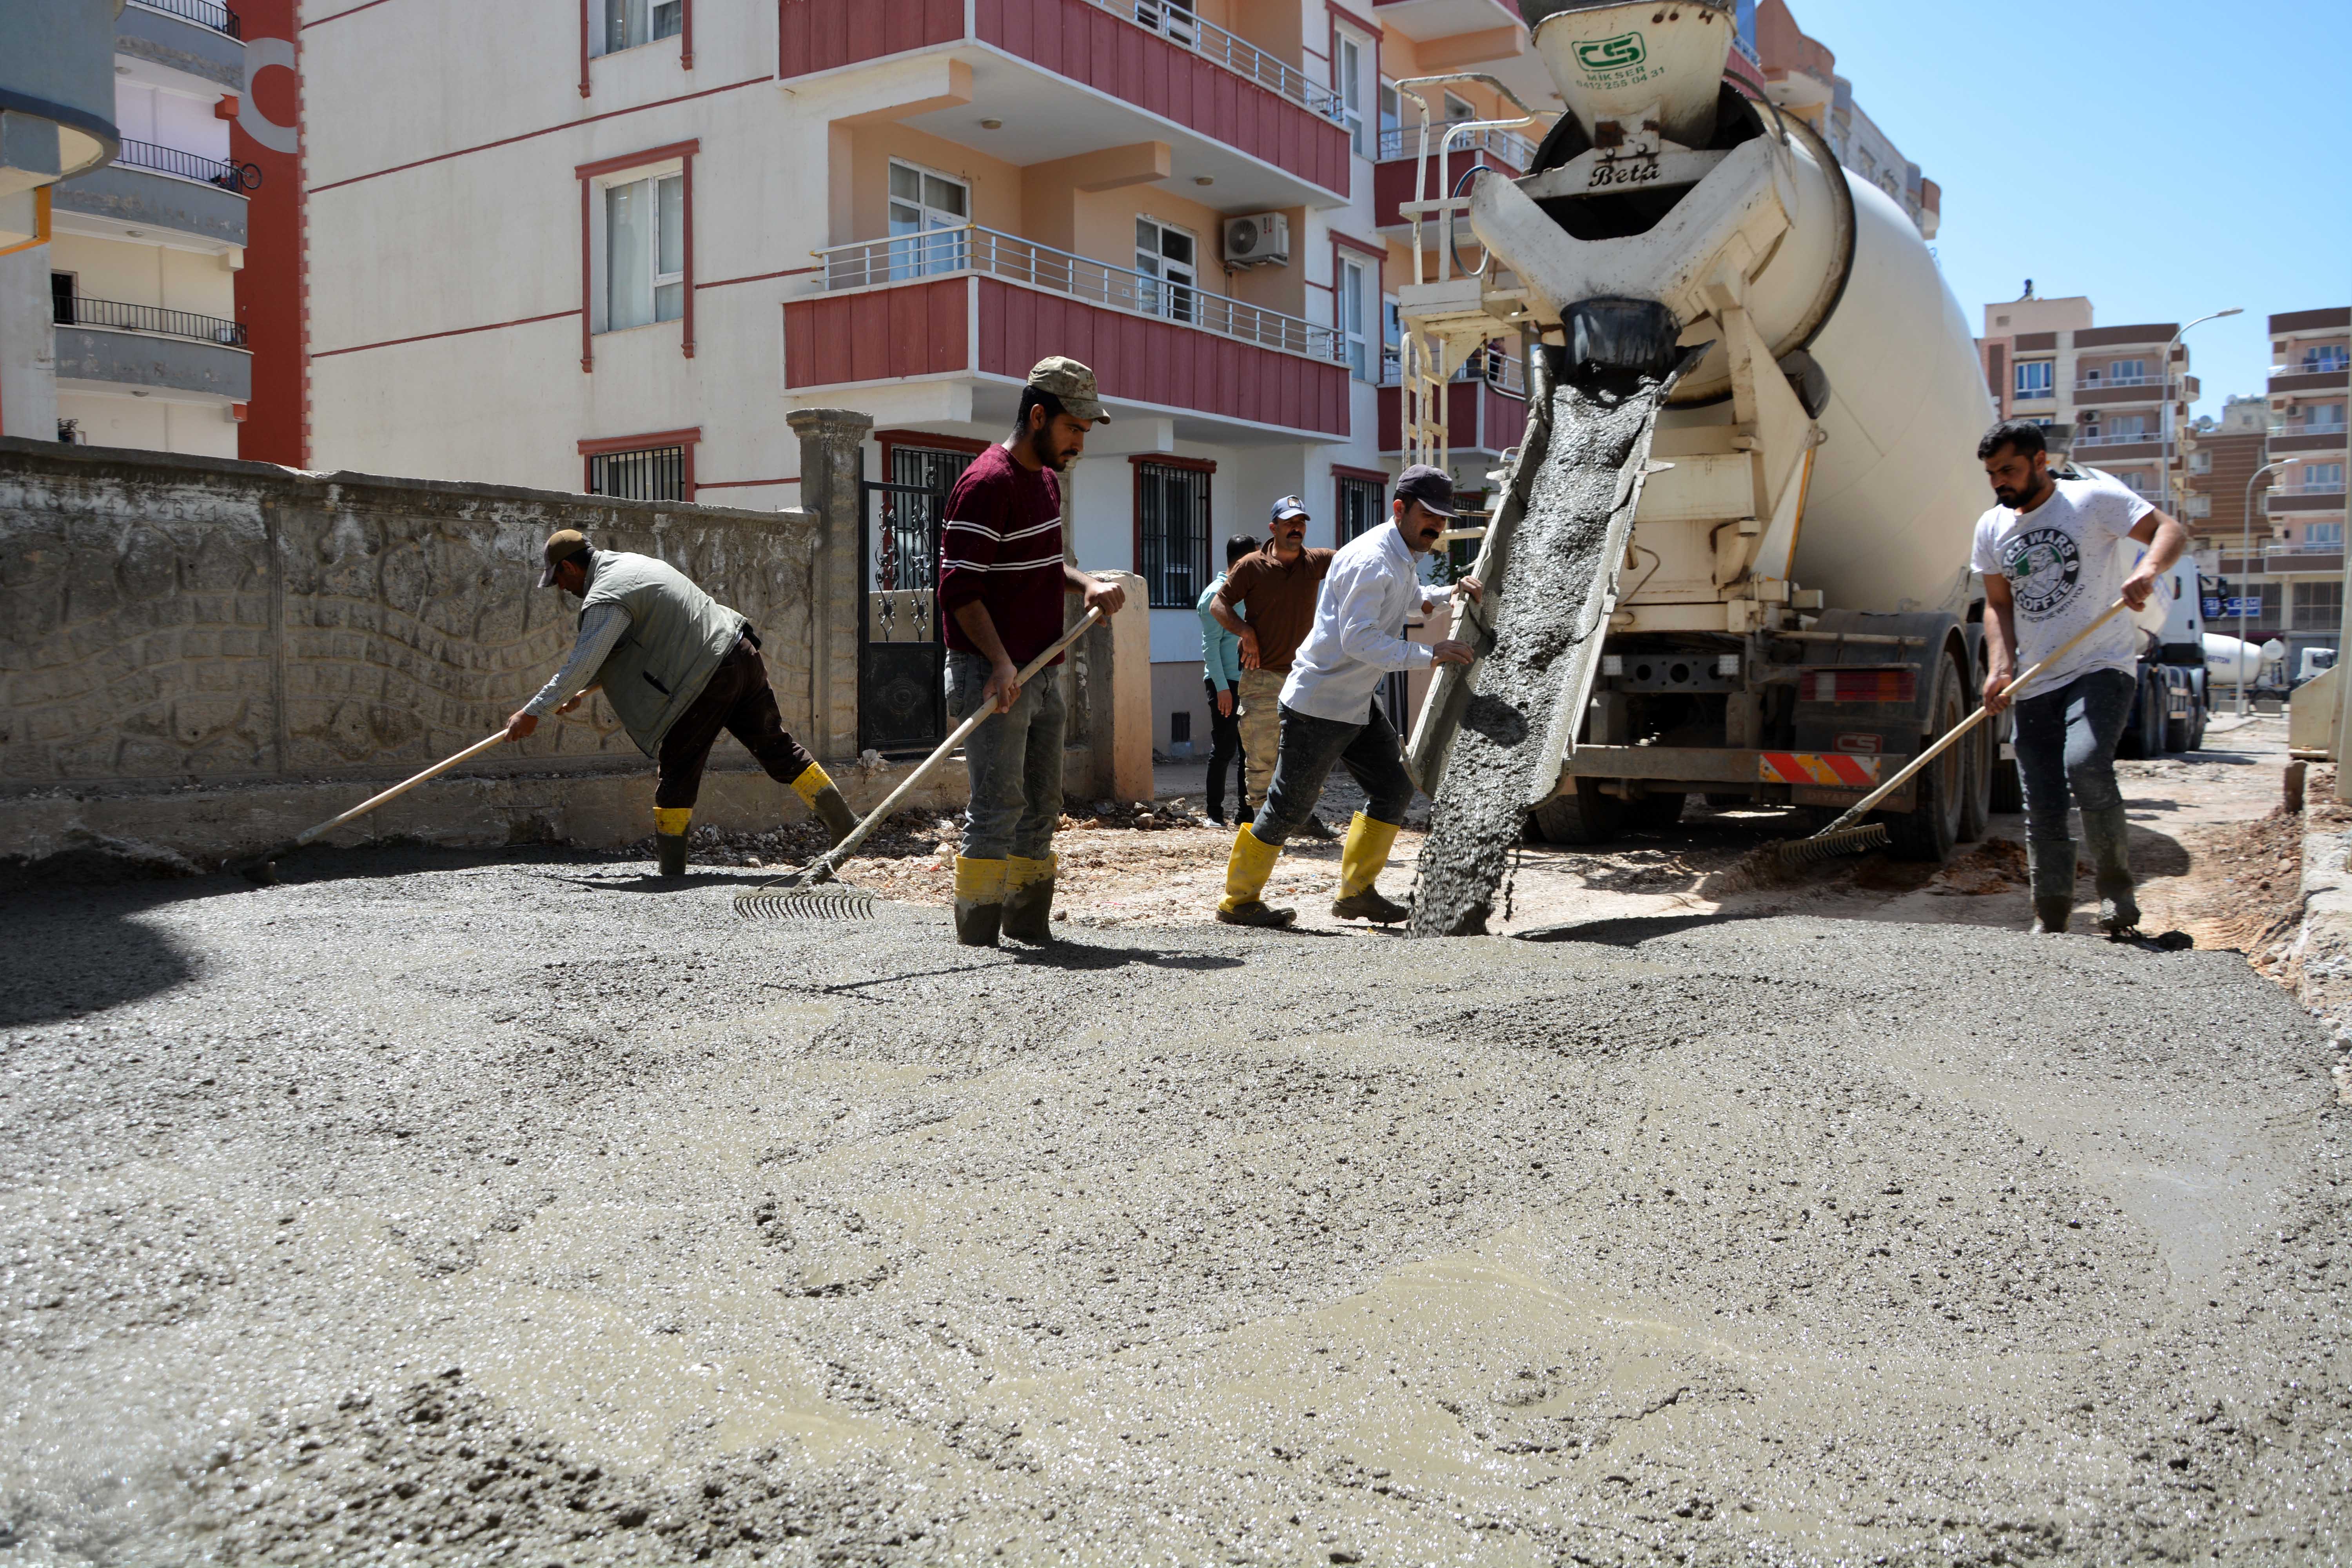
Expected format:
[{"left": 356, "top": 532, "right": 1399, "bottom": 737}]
[
  {"left": 1083, "top": 0, "right": 1343, "bottom": 121},
  {"left": 2276, "top": 357, "right": 2351, "bottom": 376},
  {"left": 116, "top": 138, "right": 261, "bottom": 191},
  {"left": 2076, "top": 373, "right": 2166, "bottom": 391},
  {"left": 2073, "top": 430, "right": 2158, "bottom": 448},
  {"left": 1379, "top": 345, "right": 1524, "bottom": 394},
  {"left": 1376, "top": 123, "right": 1536, "bottom": 167},
  {"left": 813, "top": 226, "right": 1343, "bottom": 363},
  {"left": 131, "top": 0, "right": 242, "bottom": 37},
  {"left": 52, "top": 295, "right": 247, "bottom": 347}
]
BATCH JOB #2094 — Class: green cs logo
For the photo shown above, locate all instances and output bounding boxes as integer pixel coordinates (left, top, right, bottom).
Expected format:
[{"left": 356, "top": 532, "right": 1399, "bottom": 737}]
[{"left": 1575, "top": 31, "right": 1646, "bottom": 71}]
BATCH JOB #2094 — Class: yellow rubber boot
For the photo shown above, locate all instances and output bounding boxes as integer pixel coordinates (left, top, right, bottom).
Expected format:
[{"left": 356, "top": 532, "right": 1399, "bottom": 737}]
[
  {"left": 654, "top": 806, "right": 691, "bottom": 877},
  {"left": 1330, "top": 813, "right": 1406, "bottom": 924},
  {"left": 1002, "top": 853, "right": 1059, "bottom": 944},
  {"left": 789, "top": 763, "right": 858, "bottom": 847},
  {"left": 953, "top": 856, "right": 1007, "bottom": 947},
  {"left": 1215, "top": 826, "right": 1296, "bottom": 929}
]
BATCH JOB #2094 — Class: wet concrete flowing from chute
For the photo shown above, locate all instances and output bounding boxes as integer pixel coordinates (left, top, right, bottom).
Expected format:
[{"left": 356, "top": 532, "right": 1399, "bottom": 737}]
[{"left": 1409, "top": 359, "right": 1694, "bottom": 937}]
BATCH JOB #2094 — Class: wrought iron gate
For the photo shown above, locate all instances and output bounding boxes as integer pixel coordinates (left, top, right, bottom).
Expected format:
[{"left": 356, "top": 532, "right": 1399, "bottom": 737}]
[{"left": 858, "top": 475, "right": 951, "bottom": 756}]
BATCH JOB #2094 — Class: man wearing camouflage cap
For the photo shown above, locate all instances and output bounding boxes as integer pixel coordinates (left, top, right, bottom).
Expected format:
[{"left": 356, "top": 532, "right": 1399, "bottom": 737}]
[
  {"left": 506, "top": 528, "right": 858, "bottom": 876},
  {"left": 938, "top": 356, "right": 1128, "bottom": 947}
]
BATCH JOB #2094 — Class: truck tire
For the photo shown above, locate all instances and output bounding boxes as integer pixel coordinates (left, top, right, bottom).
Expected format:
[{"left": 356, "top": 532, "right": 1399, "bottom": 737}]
[
  {"left": 1957, "top": 685, "right": 1991, "bottom": 844},
  {"left": 1528, "top": 777, "right": 1625, "bottom": 846},
  {"left": 1627, "top": 792, "right": 1687, "bottom": 829},
  {"left": 2116, "top": 673, "right": 2152, "bottom": 760},
  {"left": 1886, "top": 652, "right": 1965, "bottom": 862},
  {"left": 2164, "top": 700, "right": 2190, "bottom": 753},
  {"left": 2188, "top": 695, "right": 2207, "bottom": 751}
]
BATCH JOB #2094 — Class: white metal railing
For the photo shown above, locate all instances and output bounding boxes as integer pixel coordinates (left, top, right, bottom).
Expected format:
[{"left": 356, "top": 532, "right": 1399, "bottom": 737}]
[
  {"left": 2076, "top": 373, "right": 2166, "bottom": 391},
  {"left": 1381, "top": 345, "right": 1523, "bottom": 394},
  {"left": 2073, "top": 430, "right": 2159, "bottom": 447},
  {"left": 811, "top": 226, "right": 1345, "bottom": 363},
  {"left": 2270, "top": 482, "right": 2348, "bottom": 499},
  {"left": 1376, "top": 123, "right": 1535, "bottom": 167},
  {"left": 1081, "top": 0, "right": 1344, "bottom": 121},
  {"left": 2276, "top": 357, "right": 2351, "bottom": 376}
]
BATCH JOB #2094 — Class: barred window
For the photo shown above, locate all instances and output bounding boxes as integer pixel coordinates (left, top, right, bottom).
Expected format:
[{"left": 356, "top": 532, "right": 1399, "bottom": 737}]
[
  {"left": 1336, "top": 474, "right": 1385, "bottom": 542},
  {"left": 2293, "top": 580, "right": 2341, "bottom": 631},
  {"left": 1137, "top": 461, "right": 1210, "bottom": 608},
  {"left": 587, "top": 445, "right": 686, "bottom": 501}
]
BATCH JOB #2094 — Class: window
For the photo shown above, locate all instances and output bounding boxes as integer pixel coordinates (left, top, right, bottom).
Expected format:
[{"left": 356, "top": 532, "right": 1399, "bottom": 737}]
[
  {"left": 888, "top": 160, "right": 968, "bottom": 279},
  {"left": 1381, "top": 296, "right": 1402, "bottom": 384},
  {"left": 2307, "top": 402, "right": 2347, "bottom": 431},
  {"left": 2107, "top": 413, "right": 2152, "bottom": 439},
  {"left": 2307, "top": 522, "right": 2345, "bottom": 548},
  {"left": 2014, "top": 360, "right": 2053, "bottom": 399},
  {"left": 2109, "top": 358, "right": 2148, "bottom": 383},
  {"left": 603, "top": 171, "right": 684, "bottom": 330},
  {"left": 2303, "top": 463, "right": 2346, "bottom": 492},
  {"left": 2190, "top": 450, "right": 2212, "bottom": 475},
  {"left": 1336, "top": 31, "right": 1368, "bottom": 157},
  {"left": 49, "top": 271, "right": 74, "bottom": 326},
  {"left": 1378, "top": 81, "right": 1400, "bottom": 158},
  {"left": 1337, "top": 474, "right": 1385, "bottom": 543},
  {"left": 1339, "top": 256, "right": 1370, "bottom": 382},
  {"left": 1137, "top": 0, "right": 1198, "bottom": 47},
  {"left": 2120, "top": 470, "right": 2156, "bottom": 495},
  {"left": 2303, "top": 345, "right": 2350, "bottom": 373},
  {"left": 1137, "top": 461, "right": 1210, "bottom": 608},
  {"left": 2293, "top": 580, "right": 2341, "bottom": 630},
  {"left": 601, "top": 0, "right": 682, "bottom": 54},
  {"left": 1135, "top": 216, "right": 1196, "bottom": 323},
  {"left": 1445, "top": 92, "right": 1475, "bottom": 126},
  {"left": 587, "top": 444, "right": 687, "bottom": 501}
]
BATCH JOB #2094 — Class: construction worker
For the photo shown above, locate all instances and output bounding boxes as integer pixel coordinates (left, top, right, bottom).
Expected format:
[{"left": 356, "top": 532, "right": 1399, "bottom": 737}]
[
  {"left": 506, "top": 530, "right": 857, "bottom": 877},
  {"left": 940, "top": 357, "right": 1129, "bottom": 947},
  {"left": 1217, "top": 465, "right": 1481, "bottom": 928},
  {"left": 1197, "top": 534, "right": 1256, "bottom": 826},
  {"left": 1209, "top": 496, "right": 1338, "bottom": 837},
  {"left": 1974, "top": 419, "right": 2189, "bottom": 936}
]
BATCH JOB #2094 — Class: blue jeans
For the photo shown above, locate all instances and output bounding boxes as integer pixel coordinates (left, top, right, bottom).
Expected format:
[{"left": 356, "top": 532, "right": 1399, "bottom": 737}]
[
  {"left": 1249, "top": 702, "right": 1415, "bottom": 846},
  {"left": 947, "top": 650, "right": 1065, "bottom": 861},
  {"left": 2012, "top": 667, "right": 2137, "bottom": 844}
]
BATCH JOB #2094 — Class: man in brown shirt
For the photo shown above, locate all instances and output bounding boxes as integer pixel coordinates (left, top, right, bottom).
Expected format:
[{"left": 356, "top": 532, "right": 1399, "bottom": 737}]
[{"left": 1210, "top": 495, "right": 1335, "bottom": 835}]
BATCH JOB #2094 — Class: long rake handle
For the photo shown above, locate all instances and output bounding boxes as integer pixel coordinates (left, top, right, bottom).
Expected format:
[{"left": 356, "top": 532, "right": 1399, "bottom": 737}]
[
  {"left": 802, "top": 607, "right": 1105, "bottom": 882},
  {"left": 291, "top": 730, "right": 512, "bottom": 848},
  {"left": 1813, "top": 598, "right": 2132, "bottom": 840}
]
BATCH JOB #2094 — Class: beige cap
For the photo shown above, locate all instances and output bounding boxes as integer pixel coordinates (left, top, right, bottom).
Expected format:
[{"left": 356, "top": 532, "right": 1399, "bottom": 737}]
[
  {"left": 539, "top": 528, "right": 591, "bottom": 587},
  {"left": 1027, "top": 356, "right": 1111, "bottom": 425}
]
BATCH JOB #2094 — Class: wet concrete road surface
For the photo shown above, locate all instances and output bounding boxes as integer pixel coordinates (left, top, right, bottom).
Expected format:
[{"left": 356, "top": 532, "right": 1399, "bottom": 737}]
[{"left": 4, "top": 857, "right": 2348, "bottom": 1564}]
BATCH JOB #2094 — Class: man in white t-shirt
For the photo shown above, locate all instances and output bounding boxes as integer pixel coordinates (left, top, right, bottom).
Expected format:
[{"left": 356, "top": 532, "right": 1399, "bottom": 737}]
[{"left": 1971, "top": 420, "right": 2189, "bottom": 936}]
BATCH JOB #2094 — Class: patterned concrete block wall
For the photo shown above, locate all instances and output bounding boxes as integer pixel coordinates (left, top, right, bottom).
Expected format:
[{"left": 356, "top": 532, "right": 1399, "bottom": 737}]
[{"left": 0, "top": 439, "right": 826, "bottom": 792}]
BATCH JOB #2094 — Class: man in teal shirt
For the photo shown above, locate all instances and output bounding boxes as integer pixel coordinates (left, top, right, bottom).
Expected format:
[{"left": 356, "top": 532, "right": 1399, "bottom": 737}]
[{"left": 1196, "top": 535, "right": 1256, "bottom": 825}]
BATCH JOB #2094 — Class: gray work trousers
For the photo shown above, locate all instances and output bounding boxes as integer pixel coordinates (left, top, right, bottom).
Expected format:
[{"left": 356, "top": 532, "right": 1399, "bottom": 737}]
[
  {"left": 2011, "top": 667, "right": 2137, "bottom": 845},
  {"left": 947, "top": 649, "right": 1066, "bottom": 861}
]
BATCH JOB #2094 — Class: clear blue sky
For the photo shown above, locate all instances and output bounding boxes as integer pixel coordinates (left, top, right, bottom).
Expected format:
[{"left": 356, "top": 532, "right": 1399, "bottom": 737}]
[{"left": 1787, "top": 0, "right": 2352, "bottom": 419}]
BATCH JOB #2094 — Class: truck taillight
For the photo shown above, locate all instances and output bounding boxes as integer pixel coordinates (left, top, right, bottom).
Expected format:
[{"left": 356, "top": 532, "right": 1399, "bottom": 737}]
[{"left": 1802, "top": 669, "right": 1916, "bottom": 703}]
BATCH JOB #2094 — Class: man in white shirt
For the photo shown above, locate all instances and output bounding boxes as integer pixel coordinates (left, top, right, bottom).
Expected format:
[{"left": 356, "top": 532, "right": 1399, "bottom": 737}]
[
  {"left": 1972, "top": 421, "right": 2189, "bottom": 936},
  {"left": 1216, "top": 465, "right": 1481, "bottom": 929}
]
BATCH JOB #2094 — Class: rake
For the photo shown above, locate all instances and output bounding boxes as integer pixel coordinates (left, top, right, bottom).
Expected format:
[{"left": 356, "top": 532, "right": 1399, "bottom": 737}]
[
  {"left": 735, "top": 607, "right": 1106, "bottom": 922},
  {"left": 234, "top": 729, "right": 512, "bottom": 885},
  {"left": 1779, "top": 597, "right": 2132, "bottom": 866}
]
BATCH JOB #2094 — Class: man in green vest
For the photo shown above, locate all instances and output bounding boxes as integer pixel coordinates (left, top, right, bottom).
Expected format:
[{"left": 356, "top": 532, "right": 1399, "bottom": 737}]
[{"left": 504, "top": 529, "right": 857, "bottom": 876}]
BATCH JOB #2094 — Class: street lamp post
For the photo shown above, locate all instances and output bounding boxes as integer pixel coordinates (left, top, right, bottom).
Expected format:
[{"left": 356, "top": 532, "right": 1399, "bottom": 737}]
[
  {"left": 2239, "top": 457, "right": 2290, "bottom": 717},
  {"left": 2162, "top": 308, "right": 2243, "bottom": 544}
]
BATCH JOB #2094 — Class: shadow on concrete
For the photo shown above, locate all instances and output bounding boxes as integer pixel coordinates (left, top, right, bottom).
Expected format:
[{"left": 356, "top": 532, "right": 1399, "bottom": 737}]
[
  {"left": 1008, "top": 941, "right": 1246, "bottom": 974},
  {"left": 537, "top": 870, "right": 793, "bottom": 893},
  {"left": 0, "top": 882, "right": 201, "bottom": 1028},
  {"left": 1514, "top": 911, "right": 1776, "bottom": 947}
]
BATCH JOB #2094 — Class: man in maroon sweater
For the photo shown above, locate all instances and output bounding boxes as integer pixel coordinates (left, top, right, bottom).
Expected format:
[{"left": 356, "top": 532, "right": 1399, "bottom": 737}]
[{"left": 940, "top": 357, "right": 1127, "bottom": 947}]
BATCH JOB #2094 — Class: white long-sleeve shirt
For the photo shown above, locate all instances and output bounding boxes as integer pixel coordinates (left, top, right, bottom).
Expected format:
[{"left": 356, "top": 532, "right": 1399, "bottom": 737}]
[{"left": 1279, "top": 521, "right": 1435, "bottom": 725}]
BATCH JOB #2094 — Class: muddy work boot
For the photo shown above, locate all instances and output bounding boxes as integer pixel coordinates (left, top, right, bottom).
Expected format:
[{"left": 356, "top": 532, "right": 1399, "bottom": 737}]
[
  {"left": 1001, "top": 853, "right": 1058, "bottom": 944},
  {"left": 2079, "top": 804, "right": 2141, "bottom": 938},
  {"left": 791, "top": 763, "right": 859, "bottom": 848},
  {"left": 1215, "top": 824, "right": 1296, "bottom": 929},
  {"left": 2026, "top": 837, "right": 2074, "bottom": 935},
  {"left": 654, "top": 807, "right": 692, "bottom": 878},
  {"left": 953, "top": 857, "right": 1007, "bottom": 947},
  {"left": 1329, "top": 812, "right": 1407, "bottom": 924}
]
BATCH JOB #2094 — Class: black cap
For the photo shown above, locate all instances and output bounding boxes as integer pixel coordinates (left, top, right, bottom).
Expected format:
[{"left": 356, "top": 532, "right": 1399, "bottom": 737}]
[{"left": 1393, "top": 464, "right": 1457, "bottom": 519}]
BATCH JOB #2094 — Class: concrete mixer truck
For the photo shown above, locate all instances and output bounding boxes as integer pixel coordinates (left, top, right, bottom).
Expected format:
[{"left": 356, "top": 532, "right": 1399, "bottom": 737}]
[{"left": 1399, "top": 0, "right": 2007, "bottom": 868}]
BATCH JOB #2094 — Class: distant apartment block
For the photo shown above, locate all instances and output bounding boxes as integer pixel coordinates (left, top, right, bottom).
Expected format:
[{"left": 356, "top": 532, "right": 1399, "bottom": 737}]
[
  {"left": 1976, "top": 293, "right": 2198, "bottom": 519},
  {"left": 1752, "top": 0, "right": 1938, "bottom": 238}
]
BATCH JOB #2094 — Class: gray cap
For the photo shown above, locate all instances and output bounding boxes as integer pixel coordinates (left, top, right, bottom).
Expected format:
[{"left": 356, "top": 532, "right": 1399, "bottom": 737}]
[
  {"left": 1270, "top": 495, "right": 1309, "bottom": 523},
  {"left": 1027, "top": 356, "right": 1111, "bottom": 425}
]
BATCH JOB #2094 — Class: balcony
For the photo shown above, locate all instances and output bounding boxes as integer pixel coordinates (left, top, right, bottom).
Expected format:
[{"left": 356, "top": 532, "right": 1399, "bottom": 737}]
[
  {"left": 120, "top": 0, "right": 247, "bottom": 94},
  {"left": 1376, "top": 352, "right": 1528, "bottom": 457},
  {"left": 133, "top": 0, "right": 241, "bottom": 36},
  {"left": 2272, "top": 357, "right": 2351, "bottom": 395},
  {"left": 777, "top": 0, "right": 1351, "bottom": 208},
  {"left": 785, "top": 227, "right": 1348, "bottom": 439},
  {"left": 54, "top": 298, "right": 252, "bottom": 402},
  {"left": 2072, "top": 431, "right": 2161, "bottom": 456},
  {"left": 1372, "top": 124, "right": 1532, "bottom": 231},
  {"left": 1371, "top": 0, "right": 1522, "bottom": 47},
  {"left": 2272, "top": 424, "right": 2349, "bottom": 454},
  {"left": 2267, "top": 483, "right": 2347, "bottom": 514},
  {"left": 52, "top": 149, "right": 250, "bottom": 250}
]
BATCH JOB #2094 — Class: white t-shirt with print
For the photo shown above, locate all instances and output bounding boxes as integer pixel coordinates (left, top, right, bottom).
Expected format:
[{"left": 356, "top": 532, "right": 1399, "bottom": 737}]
[{"left": 1971, "top": 474, "right": 2155, "bottom": 693}]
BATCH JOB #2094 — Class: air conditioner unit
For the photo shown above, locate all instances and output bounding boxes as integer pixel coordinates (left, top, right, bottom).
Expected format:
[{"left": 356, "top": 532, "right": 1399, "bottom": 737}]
[{"left": 1222, "top": 212, "right": 1290, "bottom": 269}]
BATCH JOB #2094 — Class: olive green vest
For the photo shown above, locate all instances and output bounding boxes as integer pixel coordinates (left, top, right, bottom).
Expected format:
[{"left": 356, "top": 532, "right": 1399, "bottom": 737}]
[{"left": 579, "top": 550, "right": 747, "bottom": 756}]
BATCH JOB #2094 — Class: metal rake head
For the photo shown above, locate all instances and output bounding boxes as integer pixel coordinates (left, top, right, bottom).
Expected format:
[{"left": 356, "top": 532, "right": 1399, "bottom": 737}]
[
  {"left": 1776, "top": 822, "right": 1889, "bottom": 867},
  {"left": 733, "top": 879, "right": 878, "bottom": 922}
]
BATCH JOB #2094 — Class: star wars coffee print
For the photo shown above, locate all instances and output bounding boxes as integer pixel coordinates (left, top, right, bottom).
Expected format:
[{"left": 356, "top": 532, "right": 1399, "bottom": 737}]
[{"left": 2002, "top": 528, "right": 2083, "bottom": 619}]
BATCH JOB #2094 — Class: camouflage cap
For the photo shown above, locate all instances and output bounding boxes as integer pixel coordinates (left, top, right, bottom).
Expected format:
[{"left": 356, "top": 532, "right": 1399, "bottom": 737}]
[{"left": 1027, "top": 356, "right": 1111, "bottom": 425}]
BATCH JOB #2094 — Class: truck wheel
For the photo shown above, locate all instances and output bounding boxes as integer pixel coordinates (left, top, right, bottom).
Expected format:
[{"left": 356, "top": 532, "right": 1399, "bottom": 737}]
[
  {"left": 2164, "top": 703, "right": 2190, "bottom": 753},
  {"left": 2116, "top": 674, "right": 2151, "bottom": 760},
  {"left": 1886, "top": 653, "right": 1965, "bottom": 862},
  {"left": 1528, "top": 777, "right": 1625, "bottom": 846},
  {"left": 2188, "top": 696, "right": 2207, "bottom": 751},
  {"left": 1626, "top": 792, "right": 1686, "bottom": 829}
]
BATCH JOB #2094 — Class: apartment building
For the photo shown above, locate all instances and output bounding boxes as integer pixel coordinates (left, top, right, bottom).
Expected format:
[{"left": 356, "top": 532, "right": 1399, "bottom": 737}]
[
  {"left": 1752, "top": 0, "right": 1938, "bottom": 239},
  {"left": 2242, "top": 305, "right": 2352, "bottom": 671},
  {"left": 1976, "top": 293, "right": 2197, "bottom": 519},
  {"left": 2184, "top": 394, "right": 2273, "bottom": 549}
]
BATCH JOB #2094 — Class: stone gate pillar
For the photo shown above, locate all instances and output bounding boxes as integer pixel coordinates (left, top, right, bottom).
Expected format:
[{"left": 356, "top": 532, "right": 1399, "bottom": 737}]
[{"left": 789, "top": 407, "right": 873, "bottom": 762}]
